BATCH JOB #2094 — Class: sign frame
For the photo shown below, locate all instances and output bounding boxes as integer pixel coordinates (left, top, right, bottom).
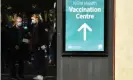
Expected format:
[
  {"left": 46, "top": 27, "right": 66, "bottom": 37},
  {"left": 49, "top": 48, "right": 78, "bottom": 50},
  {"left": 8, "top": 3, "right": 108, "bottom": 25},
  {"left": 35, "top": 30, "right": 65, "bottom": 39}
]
[{"left": 62, "top": 0, "right": 108, "bottom": 56}]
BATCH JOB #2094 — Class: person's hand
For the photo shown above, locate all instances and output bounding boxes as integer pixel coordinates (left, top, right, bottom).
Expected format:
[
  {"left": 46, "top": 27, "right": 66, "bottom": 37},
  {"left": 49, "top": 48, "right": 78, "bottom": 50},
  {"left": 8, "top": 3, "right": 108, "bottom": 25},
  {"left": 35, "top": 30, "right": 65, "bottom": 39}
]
[
  {"left": 15, "top": 45, "right": 19, "bottom": 50},
  {"left": 45, "top": 28, "right": 48, "bottom": 32},
  {"left": 41, "top": 45, "right": 46, "bottom": 50},
  {"left": 49, "top": 59, "right": 52, "bottom": 64},
  {"left": 22, "top": 38, "right": 29, "bottom": 43},
  {"left": 49, "top": 56, "right": 52, "bottom": 64}
]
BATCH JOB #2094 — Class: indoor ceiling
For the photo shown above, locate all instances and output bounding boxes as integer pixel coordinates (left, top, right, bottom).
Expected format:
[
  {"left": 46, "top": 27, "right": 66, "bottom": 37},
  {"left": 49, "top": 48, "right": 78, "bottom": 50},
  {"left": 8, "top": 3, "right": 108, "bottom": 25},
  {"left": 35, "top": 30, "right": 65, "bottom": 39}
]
[{"left": 2, "top": 0, "right": 55, "bottom": 10}]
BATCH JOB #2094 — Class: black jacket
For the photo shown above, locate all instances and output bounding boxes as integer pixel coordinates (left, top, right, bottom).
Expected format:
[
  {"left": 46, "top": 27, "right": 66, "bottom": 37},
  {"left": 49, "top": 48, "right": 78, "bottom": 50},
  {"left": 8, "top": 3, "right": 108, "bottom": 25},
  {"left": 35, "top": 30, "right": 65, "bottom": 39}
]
[
  {"left": 30, "top": 21, "right": 50, "bottom": 48},
  {"left": 1, "top": 26, "right": 9, "bottom": 51},
  {"left": 8, "top": 26, "right": 23, "bottom": 48},
  {"left": 51, "top": 32, "right": 56, "bottom": 49}
]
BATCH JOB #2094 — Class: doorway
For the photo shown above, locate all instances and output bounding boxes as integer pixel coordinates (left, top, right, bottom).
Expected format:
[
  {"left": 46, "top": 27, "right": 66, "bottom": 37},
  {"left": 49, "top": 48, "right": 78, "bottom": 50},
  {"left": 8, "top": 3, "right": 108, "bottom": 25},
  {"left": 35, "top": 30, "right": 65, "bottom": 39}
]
[{"left": 1, "top": 1, "right": 57, "bottom": 80}]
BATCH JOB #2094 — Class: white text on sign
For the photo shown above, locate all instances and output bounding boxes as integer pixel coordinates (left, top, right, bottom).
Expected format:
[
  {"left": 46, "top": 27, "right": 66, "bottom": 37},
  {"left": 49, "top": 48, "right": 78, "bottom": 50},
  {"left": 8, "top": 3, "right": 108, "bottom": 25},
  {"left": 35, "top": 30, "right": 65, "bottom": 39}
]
[{"left": 67, "top": 1, "right": 103, "bottom": 20}]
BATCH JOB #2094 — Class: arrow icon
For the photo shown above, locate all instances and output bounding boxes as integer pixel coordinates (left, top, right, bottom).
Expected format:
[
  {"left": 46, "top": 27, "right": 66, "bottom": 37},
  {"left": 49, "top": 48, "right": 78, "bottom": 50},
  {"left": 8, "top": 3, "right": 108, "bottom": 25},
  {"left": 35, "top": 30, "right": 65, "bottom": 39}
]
[{"left": 77, "top": 23, "right": 92, "bottom": 41}]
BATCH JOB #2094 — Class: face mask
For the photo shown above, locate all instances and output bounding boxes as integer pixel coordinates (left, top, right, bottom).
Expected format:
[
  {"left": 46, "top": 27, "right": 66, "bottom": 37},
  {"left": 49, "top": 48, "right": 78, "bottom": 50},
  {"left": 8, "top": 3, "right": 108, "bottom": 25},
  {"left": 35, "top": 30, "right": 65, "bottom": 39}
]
[
  {"left": 32, "top": 19, "right": 36, "bottom": 24},
  {"left": 17, "top": 22, "right": 22, "bottom": 26}
]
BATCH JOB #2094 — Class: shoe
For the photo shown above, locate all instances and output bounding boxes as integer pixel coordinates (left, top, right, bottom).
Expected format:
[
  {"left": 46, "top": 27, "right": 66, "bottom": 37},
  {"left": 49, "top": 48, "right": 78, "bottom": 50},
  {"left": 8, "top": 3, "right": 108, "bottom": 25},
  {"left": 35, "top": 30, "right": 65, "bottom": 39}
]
[{"left": 33, "top": 75, "right": 43, "bottom": 80}]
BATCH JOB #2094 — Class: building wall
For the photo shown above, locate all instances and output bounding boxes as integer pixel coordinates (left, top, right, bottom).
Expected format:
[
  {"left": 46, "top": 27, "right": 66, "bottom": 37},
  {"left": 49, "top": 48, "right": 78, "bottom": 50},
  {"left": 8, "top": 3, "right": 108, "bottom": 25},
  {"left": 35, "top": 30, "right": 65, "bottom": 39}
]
[
  {"left": 57, "top": 0, "right": 114, "bottom": 80},
  {"left": 115, "top": 0, "right": 133, "bottom": 80}
]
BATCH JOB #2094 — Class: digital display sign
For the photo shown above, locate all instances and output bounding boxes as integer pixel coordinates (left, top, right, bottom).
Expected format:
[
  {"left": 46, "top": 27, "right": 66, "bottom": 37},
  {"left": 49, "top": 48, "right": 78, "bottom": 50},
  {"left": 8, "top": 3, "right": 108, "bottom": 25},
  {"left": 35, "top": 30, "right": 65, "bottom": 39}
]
[{"left": 63, "top": 0, "right": 106, "bottom": 53}]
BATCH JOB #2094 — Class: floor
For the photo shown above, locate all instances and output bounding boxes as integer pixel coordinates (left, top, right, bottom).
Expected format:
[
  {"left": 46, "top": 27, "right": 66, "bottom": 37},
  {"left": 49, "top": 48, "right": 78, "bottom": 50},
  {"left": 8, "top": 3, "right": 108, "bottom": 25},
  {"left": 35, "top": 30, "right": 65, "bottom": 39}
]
[
  {"left": 2, "top": 62, "right": 56, "bottom": 80},
  {"left": 1, "top": 74, "right": 56, "bottom": 80}
]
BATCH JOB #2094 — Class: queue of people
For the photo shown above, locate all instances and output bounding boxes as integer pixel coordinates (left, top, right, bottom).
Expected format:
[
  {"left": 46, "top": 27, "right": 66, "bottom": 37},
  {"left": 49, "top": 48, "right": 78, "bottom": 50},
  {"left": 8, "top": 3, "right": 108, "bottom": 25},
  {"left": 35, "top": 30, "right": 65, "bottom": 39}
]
[{"left": 1, "top": 11, "right": 56, "bottom": 80}]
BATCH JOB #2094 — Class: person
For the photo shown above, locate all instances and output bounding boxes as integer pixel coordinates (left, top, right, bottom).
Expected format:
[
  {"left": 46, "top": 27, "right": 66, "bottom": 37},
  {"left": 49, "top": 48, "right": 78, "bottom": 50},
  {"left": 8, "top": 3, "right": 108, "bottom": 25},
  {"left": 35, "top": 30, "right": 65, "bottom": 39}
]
[
  {"left": 50, "top": 29, "right": 56, "bottom": 65},
  {"left": 30, "top": 14, "right": 49, "bottom": 80},
  {"left": 20, "top": 13, "right": 31, "bottom": 62},
  {"left": 8, "top": 15, "right": 26, "bottom": 80},
  {"left": 1, "top": 16, "right": 9, "bottom": 73},
  {"left": 48, "top": 17, "right": 56, "bottom": 65}
]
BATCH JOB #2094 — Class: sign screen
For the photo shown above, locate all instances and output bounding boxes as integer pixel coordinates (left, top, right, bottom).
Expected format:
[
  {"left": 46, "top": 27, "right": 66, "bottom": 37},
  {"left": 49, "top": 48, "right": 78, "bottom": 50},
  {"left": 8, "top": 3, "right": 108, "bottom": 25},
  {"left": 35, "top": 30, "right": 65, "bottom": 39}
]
[{"left": 64, "top": 0, "right": 105, "bottom": 52}]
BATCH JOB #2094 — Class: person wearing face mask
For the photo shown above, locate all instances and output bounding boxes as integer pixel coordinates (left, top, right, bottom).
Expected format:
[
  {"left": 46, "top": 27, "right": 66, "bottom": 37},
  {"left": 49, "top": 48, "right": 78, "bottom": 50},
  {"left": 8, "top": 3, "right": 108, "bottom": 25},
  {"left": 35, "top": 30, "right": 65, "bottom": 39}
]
[
  {"left": 8, "top": 15, "right": 25, "bottom": 80},
  {"left": 29, "top": 13, "right": 49, "bottom": 80}
]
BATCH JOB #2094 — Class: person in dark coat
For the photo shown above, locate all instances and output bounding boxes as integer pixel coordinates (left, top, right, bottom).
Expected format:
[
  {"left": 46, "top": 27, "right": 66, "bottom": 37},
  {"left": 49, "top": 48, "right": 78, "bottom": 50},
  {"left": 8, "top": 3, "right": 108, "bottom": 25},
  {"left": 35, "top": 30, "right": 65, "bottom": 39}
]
[
  {"left": 50, "top": 30, "right": 57, "bottom": 65},
  {"left": 48, "top": 19, "right": 56, "bottom": 65},
  {"left": 1, "top": 18, "right": 9, "bottom": 73},
  {"left": 8, "top": 16, "right": 26, "bottom": 80},
  {"left": 30, "top": 14, "right": 49, "bottom": 80}
]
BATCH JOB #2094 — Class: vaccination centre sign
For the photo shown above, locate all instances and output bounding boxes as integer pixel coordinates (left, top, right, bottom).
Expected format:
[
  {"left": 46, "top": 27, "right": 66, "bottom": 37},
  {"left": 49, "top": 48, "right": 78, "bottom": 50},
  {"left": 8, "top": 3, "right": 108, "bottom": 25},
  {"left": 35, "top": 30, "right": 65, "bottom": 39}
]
[{"left": 63, "top": 0, "right": 106, "bottom": 54}]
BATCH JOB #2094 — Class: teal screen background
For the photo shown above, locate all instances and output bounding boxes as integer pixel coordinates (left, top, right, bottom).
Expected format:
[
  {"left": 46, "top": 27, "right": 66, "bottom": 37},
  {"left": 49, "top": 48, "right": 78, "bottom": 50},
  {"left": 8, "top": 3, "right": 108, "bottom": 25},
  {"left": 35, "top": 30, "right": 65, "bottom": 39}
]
[{"left": 65, "top": 0, "right": 104, "bottom": 51}]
